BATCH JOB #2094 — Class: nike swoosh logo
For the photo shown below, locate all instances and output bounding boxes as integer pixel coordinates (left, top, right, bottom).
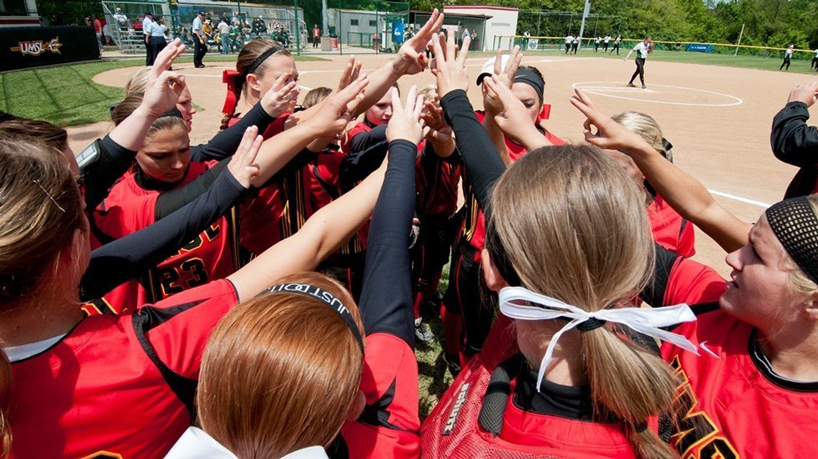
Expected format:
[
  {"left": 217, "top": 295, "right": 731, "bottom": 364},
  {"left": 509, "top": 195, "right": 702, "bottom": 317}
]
[{"left": 700, "top": 341, "right": 721, "bottom": 359}]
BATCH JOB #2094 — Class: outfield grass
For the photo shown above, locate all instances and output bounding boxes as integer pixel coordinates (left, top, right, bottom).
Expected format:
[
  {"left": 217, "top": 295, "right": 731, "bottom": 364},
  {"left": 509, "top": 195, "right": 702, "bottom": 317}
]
[{"left": 0, "top": 54, "right": 326, "bottom": 127}]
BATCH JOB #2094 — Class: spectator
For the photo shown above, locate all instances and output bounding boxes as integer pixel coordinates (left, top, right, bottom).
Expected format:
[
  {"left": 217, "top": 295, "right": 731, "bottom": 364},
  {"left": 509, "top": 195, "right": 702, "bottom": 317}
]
[
  {"left": 142, "top": 12, "right": 154, "bottom": 65},
  {"left": 192, "top": 11, "right": 207, "bottom": 68},
  {"left": 312, "top": 23, "right": 320, "bottom": 48},
  {"left": 113, "top": 7, "right": 128, "bottom": 30},
  {"left": 217, "top": 17, "right": 231, "bottom": 54},
  {"left": 102, "top": 22, "right": 112, "bottom": 45},
  {"left": 460, "top": 25, "right": 469, "bottom": 48}
]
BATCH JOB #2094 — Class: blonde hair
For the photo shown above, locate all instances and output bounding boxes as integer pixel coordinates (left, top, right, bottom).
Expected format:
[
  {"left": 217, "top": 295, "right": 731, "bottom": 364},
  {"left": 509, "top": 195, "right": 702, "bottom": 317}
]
[
  {"left": 221, "top": 39, "right": 292, "bottom": 130},
  {"left": 0, "top": 140, "right": 85, "bottom": 302},
  {"left": 612, "top": 111, "right": 671, "bottom": 161},
  {"left": 781, "top": 195, "right": 818, "bottom": 297},
  {"left": 485, "top": 145, "right": 677, "bottom": 459},
  {"left": 198, "top": 272, "right": 365, "bottom": 458},
  {"left": 123, "top": 67, "right": 151, "bottom": 97},
  {"left": 417, "top": 84, "right": 437, "bottom": 103},
  {"left": 302, "top": 87, "right": 332, "bottom": 109}
]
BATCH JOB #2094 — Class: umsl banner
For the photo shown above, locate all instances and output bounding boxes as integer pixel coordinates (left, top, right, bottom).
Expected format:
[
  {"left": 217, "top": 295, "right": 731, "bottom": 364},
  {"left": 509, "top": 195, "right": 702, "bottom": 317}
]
[
  {"left": 685, "top": 43, "right": 713, "bottom": 53},
  {"left": 0, "top": 26, "right": 99, "bottom": 71}
]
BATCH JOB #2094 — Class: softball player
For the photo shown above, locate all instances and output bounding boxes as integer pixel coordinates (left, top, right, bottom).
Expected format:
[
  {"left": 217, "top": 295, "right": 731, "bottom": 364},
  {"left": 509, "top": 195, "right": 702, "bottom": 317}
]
[
  {"left": 780, "top": 44, "right": 794, "bottom": 71},
  {"left": 625, "top": 36, "right": 653, "bottom": 89}
]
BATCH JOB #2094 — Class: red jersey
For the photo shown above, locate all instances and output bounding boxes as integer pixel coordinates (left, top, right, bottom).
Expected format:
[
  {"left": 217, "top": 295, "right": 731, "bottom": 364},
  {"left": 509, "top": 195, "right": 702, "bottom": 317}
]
[
  {"left": 340, "top": 333, "right": 420, "bottom": 458},
  {"left": 462, "top": 112, "right": 565, "bottom": 255},
  {"left": 661, "top": 308, "right": 818, "bottom": 458},
  {"left": 92, "top": 163, "right": 241, "bottom": 313},
  {"left": 416, "top": 148, "right": 461, "bottom": 218},
  {"left": 9, "top": 280, "right": 238, "bottom": 458},
  {"left": 421, "top": 317, "right": 638, "bottom": 458},
  {"left": 648, "top": 194, "right": 695, "bottom": 258}
]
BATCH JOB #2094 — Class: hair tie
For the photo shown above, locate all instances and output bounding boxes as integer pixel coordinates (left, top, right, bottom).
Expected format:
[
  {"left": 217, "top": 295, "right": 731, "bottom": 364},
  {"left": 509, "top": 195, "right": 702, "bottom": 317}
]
[
  {"left": 766, "top": 197, "right": 818, "bottom": 284},
  {"left": 261, "top": 283, "right": 364, "bottom": 353},
  {"left": 634, "top": 421, "right": 648, "bottom": 433},
  {"left": 221, "top": 69, "right": 243, "bottom": 115},
  {"left": 577, "top": 317, "right": 606, "bottom": 332}
]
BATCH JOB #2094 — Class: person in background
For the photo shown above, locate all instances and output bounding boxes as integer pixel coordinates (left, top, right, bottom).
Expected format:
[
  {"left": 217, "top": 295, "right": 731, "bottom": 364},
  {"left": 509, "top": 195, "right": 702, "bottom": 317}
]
[
  {"left": 604, "top": 34, "right": 610, "bottom": 52},
  {"left": 142, "top": 12, "right": 154, "bottom": 65},
  {"left": 114, "top": 7, "right": 127, "bottom": 29},
  {"left": 145, "top": 16, "right": 167, "bottom": 65},
  {"left": 594, "top": 36, "right": 600, "bottom": 52},
  {"left": 93, "top": 16, "right": 104, "bottom": 51},
  {"left": 460, "top": 25, "right": 469, "bottom": 49},
  {"left": 564, "top": 33, "right": 573, "bottom": 54},
  {"left": 780, "top": 44, "right": 794, "bottom": 71},
  {"left": 611, "top": 34, "right": 621, "bottom": 55},
  {"left": 192, "top": 12, "right": 207, "bottom": 68},
  {"left": 312, "top": 23, "right": 320, "bottom": 49},
  {"left": 571, "top": 35, "right": 579, "bottom": 54},
  {"left": 218, "top": 17, "right": 231, "bottom": 54},
  {"left": 812, "top": 47, "right": 818, "bottom": 71}
]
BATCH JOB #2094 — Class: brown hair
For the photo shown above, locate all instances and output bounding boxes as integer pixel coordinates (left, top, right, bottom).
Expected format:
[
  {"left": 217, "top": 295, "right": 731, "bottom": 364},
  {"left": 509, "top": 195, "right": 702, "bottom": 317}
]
[
  {"left": 0, "top": 350, "right": 10, "bottom": 459},
  {"left": 0, "top": 140, "right": 85, "bottom": 302},
  {"left": 123, "top": 67, "right": 150, "bottom": 97},
  {"left": 111, "top": 93, "right": 143, "bottom": 126},
  {"left": 198, "top": 272, "right": 365, "bottom": 458},
  {"left": 221, "top": 39, "right": 292, "bottom": 130},
  {"left": 0, "top": 113, "right": 68, "bottom": 152},
  {"left": 302, "top": 87, "right": 332, "bottom": 109},
  {"left": 112, "top": 94, "right": 186, "bottom": 142},
  {"left": 486, "top": 145, "right": 676, "bottom": 459}
]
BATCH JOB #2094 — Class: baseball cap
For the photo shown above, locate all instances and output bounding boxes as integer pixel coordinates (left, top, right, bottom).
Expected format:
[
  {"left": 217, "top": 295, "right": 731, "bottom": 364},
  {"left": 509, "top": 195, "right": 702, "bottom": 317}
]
[{"left": 476, "top": 55, "right": 510, "bottom": 86}]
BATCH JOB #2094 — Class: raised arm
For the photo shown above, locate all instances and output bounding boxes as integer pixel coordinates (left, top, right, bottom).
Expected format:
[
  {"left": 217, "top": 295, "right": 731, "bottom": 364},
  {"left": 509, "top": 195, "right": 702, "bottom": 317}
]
[
  {"left": 770, "top": 83, "right": 818, "bottom": 168},
  {"left": 571, "top": 88, "right": 751, "bottom": 252},
  {"left": 434, "top": 32, "right": 504, "bottom": 209},
  {"left": 81, "top": 128, "right": 262, "bottom": 301},
  {"left": 359, "top": 87, "right": 423, "bottom": 345}
]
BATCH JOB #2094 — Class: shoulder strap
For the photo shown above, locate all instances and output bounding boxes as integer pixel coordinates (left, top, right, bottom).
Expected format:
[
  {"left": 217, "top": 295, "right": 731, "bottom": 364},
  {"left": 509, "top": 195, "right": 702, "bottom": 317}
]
[{"left": 477, "top": 354, "right": 522, "bottom": 437}]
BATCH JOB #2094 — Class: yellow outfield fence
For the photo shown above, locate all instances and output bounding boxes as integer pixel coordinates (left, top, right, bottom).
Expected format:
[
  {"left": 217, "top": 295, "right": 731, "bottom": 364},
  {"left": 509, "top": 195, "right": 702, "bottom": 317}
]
[{"left": 493, "top": 35, "right": 817, "bottom": 59}]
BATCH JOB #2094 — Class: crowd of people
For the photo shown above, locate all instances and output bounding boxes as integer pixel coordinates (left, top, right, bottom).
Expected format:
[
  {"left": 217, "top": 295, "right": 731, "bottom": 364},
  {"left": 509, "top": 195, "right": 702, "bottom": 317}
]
[{"left": 2, "top": 8, "right": 818, "bottom": 458}]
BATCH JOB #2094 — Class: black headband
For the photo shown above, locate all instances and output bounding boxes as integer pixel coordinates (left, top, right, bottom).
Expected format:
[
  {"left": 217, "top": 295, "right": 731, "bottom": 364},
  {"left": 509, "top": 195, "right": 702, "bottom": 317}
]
[
  {"left": 766, "top": 197, "right": 818, "bottom": 285},
  {"left": 514, "top": 67, "right": 545, "bottom": 103},
  {"left": 245, "top": 45, "right": 284, "bottom": 77},
  {"left": 262, "top": 283, "right": 364, "bottom": 353}
]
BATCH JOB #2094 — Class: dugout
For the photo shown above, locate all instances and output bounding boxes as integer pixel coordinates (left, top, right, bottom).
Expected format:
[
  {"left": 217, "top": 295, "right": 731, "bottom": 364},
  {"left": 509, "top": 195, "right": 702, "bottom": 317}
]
[{"left": 411, "top": 8, "right": 489, "bottom": 52}]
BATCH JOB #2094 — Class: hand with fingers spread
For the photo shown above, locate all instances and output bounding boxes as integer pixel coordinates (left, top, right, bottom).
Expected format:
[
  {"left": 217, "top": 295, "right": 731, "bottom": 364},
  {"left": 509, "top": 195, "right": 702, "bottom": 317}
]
[
  {"left": 483, "top": 46, "right": 523, "bottom": 115},
  {"left": 386, "top": 86, "right": 426, "bottom": 145},
  {"left": 260, "top": 73, "right": 300, "bottom": 118},
  {"left": 392, "top": 9, "right": 444, "bottom": 76},
  {"left": 432, "top": 31, "right": 471, "bottom": 98},
  {"left": 337, "top": 57, "right": 363, "bottom": 92},
  {"left": 569, "top": 87, "right": 651, "bottom": 153},
  {"left": 307, "top": 76, "right": 369, "bottom": 138},
  {"left": 227, "top": 126, "right": 263, "bottom": 188},
  {"left": 421, "top": 99, "right": 455, "bottom": 156},
  {"left": 485, "top": 76, "right": 549, "bottom": 150}
]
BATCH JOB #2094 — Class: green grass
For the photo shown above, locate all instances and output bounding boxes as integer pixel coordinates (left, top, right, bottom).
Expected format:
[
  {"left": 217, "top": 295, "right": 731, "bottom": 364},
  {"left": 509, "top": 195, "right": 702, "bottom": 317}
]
[{"left": 0, "top": 54, "right": 326, "bottom": 126}]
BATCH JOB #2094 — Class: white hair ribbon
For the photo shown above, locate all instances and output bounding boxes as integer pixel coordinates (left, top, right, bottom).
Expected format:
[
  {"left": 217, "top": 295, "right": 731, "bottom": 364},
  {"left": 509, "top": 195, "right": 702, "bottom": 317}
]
[{"left": 498, "top": 286, "right": 699, "bottom": 392}]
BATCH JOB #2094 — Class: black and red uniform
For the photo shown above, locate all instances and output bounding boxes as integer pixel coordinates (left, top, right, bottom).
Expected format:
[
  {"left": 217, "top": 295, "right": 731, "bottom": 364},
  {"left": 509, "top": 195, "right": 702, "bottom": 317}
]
[
  {"left": 92, "top": 162, "right": 242, "bottom": 314},
  {"left": 647, "top": 193, "right": 695, "bottom": 258},
  {"left": 8, "top": 280, "right": 238, "bottom": 458},
  {"left": 443, "top": 110, "right": 565, "bottom": 359},
  {"left": 331, "top": 139, "right": 421, "bottom": 458}
]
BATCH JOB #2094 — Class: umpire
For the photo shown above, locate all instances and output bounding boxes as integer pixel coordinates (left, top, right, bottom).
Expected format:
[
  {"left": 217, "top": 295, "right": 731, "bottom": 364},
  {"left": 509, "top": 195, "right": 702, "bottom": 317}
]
[
  {"left": 771, "top": 82, "right": 818, "bottom": 198},
  {"left": 142, "top": 12, "right": 154, "bottom": 65},
  {"left": 192, "top": 11, "right": 207, "bottom": 68}
]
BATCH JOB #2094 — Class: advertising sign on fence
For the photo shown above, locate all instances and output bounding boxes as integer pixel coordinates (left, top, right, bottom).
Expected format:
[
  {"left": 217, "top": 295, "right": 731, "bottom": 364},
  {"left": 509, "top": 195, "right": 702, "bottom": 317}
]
[
  {"left": 1, "top": 26, "right": 99, "bottom": 71},
  {"left": 685, "top": 43, "right": 713, "bottom": 53}
]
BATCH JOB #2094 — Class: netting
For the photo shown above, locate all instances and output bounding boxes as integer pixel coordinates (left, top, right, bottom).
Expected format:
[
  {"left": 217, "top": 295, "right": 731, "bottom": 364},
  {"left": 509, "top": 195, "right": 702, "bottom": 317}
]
[{"left": 516, "top": 10, "right": 622, "bottom": 43}]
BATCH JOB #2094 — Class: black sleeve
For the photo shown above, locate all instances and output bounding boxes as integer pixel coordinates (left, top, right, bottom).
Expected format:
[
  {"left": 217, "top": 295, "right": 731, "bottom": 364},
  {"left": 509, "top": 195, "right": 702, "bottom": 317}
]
[
  {"left": 190, "top": 103, "right": 276, "bottom": 162},
  {"left": 771, "top": 101, "right": 818, "bottom": 168},
  {"left": 340, "top": 132, "right": 389, "bottom": 190},
  {"left": 154, "top": 159, "right": 230, "bottom": 220},
  {"left": 359, "top": 139, "right": 417, "bottom": 346},
  {"left": 82, "top": 135, "right": 137, "bottom": 210},
  {"left": 440, "top": 90, "right": 505, "bottom": 209},
  {"left": 639, "top": 243, "right": 678, "bottom": 307},
  {"left": 80, "top": 169, "right": 246, "bottom": 301},
  {"left": 349, "top": 124, "right": 387, "bottom": 153}
]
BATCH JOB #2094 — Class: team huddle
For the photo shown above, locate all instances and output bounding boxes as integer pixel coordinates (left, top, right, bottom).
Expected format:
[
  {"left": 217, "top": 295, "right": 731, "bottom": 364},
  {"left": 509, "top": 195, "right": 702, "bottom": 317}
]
[{"left": 2, "top": 9, "right": 818, "bottom": 459}]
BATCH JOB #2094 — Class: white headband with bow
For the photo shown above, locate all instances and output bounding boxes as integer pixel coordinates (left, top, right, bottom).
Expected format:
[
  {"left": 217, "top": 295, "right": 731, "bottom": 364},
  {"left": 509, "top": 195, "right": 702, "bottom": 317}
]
[{"left": 498, "top": 286, "right": 702, "bottom": 391}]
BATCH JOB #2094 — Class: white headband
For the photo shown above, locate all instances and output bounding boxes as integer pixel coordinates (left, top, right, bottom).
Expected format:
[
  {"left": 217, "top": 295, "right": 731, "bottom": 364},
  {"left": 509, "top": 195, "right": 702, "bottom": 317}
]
[{"left": 498, "top": 286, "right": 702, "bottom": 392}]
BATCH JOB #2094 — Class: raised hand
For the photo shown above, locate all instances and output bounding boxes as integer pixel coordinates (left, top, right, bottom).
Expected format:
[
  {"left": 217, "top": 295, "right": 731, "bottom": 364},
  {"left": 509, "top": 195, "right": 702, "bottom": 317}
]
[
  {"left": 392, "top": 9, "right": 444, "bottom": 76},
  {"left": 421, "top": 98, "right": 454, "bottom": 156},
  {"left": 569, "top": 87, "right": 650, "bottom": 153},
  {"left": 337, "top": 57, "right": 363, "bottom": 92},
  {"left": 483, "top": 46, "right": 522, "bottom": 114},
  {"left": 260, "top": 73, "right": 299, "bottom": 118},
  {"left": 386, "top": 85, "right": 425, "bottom": 144},
  {"left": 227, "top": 126, "right": 263, "bottom": 188},
  {"left": 142, "top": 38, "right": 186, "bottom": 117},
  {"left": 485, "top": 76, "right": 549, "bottom": 150},
  {"left": 787, "top": 82, "right": 818, "bottom": 108},
  {"left": 431, "top": 31, "right": 470, "bottom": 98},
  {"left": 308, "top": 76, "right": 369, "bottom": 138}
]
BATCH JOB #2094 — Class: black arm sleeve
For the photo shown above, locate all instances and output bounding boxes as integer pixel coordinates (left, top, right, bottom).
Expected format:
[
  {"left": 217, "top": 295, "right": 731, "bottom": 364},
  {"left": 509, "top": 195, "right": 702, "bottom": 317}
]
[
  {"left": 340, "top": 125, "right": 389, "bottom": 189},
  {"left": 82, "top": 135, "right": 137, "bottom": 210},
  {"left": 359, "top": 139, "right": 417, "bottom": 346},
  {"left": 771, "top": 101, "right": 818, "bottom": 168},
  {"left": 349, "top": 124, "right": 387, "bottom": 153},
  {"left": 191, "top": 103, "right": 276, "bottom": 162},
  {"left": 154, "top": 159, "right": 230, "bottom": 220},
  {"left": 440, "top": 90, "right": 505, "bottom": 209},
  {"left": 80, "top": 169, "right": 246, "bottom": 301}
]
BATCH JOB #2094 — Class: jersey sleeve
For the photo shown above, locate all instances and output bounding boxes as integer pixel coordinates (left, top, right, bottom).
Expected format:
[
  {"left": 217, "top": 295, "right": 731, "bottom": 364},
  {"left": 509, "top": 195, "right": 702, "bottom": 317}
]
[
  {"left": 81, "top": 135, "right": 137, "bottom": 210},
  {"left": 642, "top": 244, "right": 725, "bottom": 307},
  {"left": 93, "top": 189, "right": 158, "bottom": 240},
  {"left": 770, "top": 101, "right": 818, "bottom": 168}
]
